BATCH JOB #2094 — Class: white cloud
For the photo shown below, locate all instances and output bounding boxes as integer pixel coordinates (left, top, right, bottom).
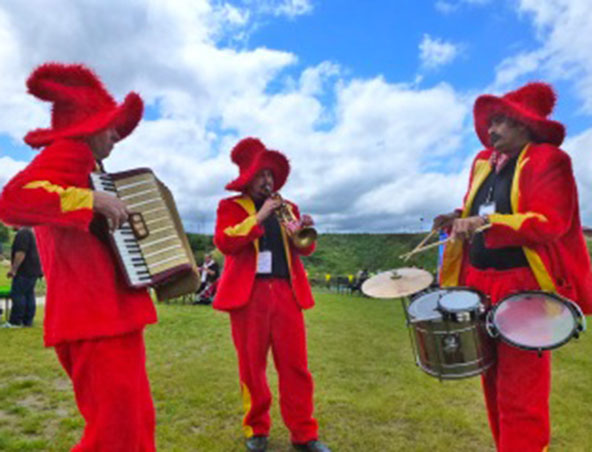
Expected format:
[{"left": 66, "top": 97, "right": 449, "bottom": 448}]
[
  {"left": 0, "top": 157, "right": 27, "bottom": 189},
  {"left": 493, "top": 49, "right": 546, "bottom": 88},
  {"left": 435, "top": 0, "right": 491, "bottom": 14},
  {"left": 435, "top": 1, "right": 457, "bottom": 14},
  {"left": 494, "top": 0, "right": 592, "bottom": 111},
  {"left": 251, "top": 0, "right": 314, "bottom": 18},
  {"left": 273, "top": 0, "right": 313, "bottom": 17},
  {"left": 0, "top": 0, "right": 478, "bottom": 234},
  {"left": 564, "top": 129, "right": 592, "bottom": 227},
  {"left": 419, "top": 34, "right": 461, "bottom": 70},
  {"left": 487, "top": 0, "right": 592, "bottom": 228}
]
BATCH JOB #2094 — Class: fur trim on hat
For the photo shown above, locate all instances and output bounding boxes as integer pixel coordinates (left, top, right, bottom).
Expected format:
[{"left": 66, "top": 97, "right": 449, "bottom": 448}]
[
  {"left": 225, "top": 137, "right": 290, "bottom": 192},
  {"left": 474, "top": 82, "right": 565, "bottom": 147},
  {"left": 24, "top": 63, "right": 144, "bottom": 148}
]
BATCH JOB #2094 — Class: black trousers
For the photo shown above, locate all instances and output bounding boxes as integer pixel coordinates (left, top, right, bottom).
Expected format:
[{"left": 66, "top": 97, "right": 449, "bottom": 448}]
[{"left": 9, "top": 275, "right": 38, "bottom": 326}]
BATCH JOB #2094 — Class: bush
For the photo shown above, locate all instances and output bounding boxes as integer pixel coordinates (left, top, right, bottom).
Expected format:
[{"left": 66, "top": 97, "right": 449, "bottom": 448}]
[{"left": 0, "top": 222, "right": 9, "bottom": 244}]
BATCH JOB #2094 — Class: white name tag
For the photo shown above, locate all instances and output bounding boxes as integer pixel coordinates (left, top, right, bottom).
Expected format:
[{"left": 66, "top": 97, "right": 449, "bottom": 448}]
[
  {"left": 257, "top": 250, "right": 272, "bottom": 274},
  {"left": 479, "top": 202, "right": 496, "bottom": 216}
]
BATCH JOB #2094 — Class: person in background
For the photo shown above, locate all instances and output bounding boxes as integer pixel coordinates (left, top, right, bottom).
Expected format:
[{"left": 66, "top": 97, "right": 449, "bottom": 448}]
[
  {"left": 194, "top": 252, "right": 220, "bottom": 304},
  {"left": 3, "top": 227, "right": 43, "bottom": 328}
]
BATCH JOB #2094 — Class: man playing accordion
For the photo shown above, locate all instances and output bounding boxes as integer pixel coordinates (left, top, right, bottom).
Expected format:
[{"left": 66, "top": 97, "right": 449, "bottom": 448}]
[{"left": 0, "top": 63, "right": 157, "bottom": 451}]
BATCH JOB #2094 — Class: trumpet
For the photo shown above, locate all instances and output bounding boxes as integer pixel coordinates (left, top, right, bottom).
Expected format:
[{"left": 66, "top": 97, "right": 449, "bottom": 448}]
[{"left": 264, "top": 187, "right": 318, "bottom": 249}]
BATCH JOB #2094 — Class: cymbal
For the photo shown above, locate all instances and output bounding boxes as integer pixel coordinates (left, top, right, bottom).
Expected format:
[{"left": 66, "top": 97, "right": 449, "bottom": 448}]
[{"left": 362, "top": 268, "right": 433, "bottom": 299}]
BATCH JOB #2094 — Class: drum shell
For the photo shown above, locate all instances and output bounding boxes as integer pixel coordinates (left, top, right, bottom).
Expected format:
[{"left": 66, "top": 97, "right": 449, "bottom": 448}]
[
  {"left": 439, "top": 304, "right": 486, "bottom": 323},
  {"left": 407, "top": 289, "right": 495, "bottom": 380}
]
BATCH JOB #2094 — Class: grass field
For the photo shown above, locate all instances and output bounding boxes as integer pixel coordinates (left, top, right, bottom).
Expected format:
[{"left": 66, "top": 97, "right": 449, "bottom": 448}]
[{"left": 1, "top": 291, "right": 591, "bottom": 451}]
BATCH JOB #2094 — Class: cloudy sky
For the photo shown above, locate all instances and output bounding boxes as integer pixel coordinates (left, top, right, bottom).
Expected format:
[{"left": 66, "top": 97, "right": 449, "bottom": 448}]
[{"left": 1, "top": 0, "right": 592, "bottom": 233}]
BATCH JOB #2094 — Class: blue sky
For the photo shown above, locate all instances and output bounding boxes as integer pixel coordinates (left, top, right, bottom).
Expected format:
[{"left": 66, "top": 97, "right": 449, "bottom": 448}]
[{"left": 1, "top": 0, "right": 592, "bottom": 232}]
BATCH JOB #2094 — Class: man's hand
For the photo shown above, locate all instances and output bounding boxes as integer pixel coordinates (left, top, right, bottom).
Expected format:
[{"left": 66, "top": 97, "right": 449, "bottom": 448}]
[
  {"left": 8, "top": 251, "right": 25, "bottom": 279},
  {"left": 256, "top": 197, "right": 282, "bottom": 224},
  {"left": 450, "top": 216, "right": 487, "bottom": 241},
  {"left": 93, "top": 191, "right": 129, "bottom": 231},
  {"left": 432, "top": 211, "right": 461, "bottom": 231},
  {"left": 301, "top": 214, "right": 314, "bottom": 227}
]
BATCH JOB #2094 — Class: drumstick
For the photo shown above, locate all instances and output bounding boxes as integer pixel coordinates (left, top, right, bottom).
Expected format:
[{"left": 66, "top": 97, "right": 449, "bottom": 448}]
[
  {"left": 410, "top": 229, "right": 437, "bottom": 254},
  {"left": 403, "top": 229, "right": 436, "bottom": 262},
  {"left": 399, "top": 224, "right": 492, "bottom": 260}
]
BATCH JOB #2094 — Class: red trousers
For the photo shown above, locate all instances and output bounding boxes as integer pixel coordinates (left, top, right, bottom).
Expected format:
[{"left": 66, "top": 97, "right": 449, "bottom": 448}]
[
  {"left": 230, "top": 278, "right": 318, "bottom": 443},
  {"left": 464, "top": 265, "right": 550, "bottom": 452},
  {"left": 55, "top": 330, "right": 156, "bottom": 452}
]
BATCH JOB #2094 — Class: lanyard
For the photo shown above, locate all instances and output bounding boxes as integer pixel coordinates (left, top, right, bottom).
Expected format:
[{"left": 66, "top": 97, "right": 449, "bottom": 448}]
[{"left": 485, "top": 172, "right": 497, "bottom": 204}]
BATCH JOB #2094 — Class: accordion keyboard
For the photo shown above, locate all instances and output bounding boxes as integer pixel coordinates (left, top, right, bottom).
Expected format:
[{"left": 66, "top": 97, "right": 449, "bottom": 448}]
[{"left": 90, "top": 170, "right": 192, "bottom": 288}]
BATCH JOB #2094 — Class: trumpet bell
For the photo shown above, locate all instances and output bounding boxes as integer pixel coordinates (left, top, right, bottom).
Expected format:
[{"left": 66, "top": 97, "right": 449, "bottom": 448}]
[{"left": 292, "top": 227, "right": 318, "bottom": 248}]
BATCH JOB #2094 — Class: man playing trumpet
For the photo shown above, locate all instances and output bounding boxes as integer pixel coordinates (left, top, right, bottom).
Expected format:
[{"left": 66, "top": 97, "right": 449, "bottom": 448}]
[{"left": 213, "top": 137, "right": 330, "bottom": 452}]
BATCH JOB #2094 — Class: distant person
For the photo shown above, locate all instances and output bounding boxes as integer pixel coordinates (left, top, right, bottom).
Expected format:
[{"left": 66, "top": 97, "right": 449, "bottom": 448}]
[
  {"left": 194, "top": 252, "right": 220, "bottom": 304},
  {"left": 352, "top": 269, "right": 369, "bottom": 295},
  {"left": 214, "top": 137, "right": 330, "bottom": 452},
  {"left": 3, "top": 227, "right": 43, "bottom": 327},
  {"left": 201, "top": 252, "right": 220, "bottom": 286}
]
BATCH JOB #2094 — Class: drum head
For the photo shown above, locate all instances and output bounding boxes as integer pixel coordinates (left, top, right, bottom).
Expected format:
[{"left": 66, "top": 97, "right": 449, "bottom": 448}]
[
  {"left": 438, "top": 290, "right": 482, "bottom": 313},
  {"left": 492, "top": 292, "right": 577, "bottom": 350},
  {"left": 408, "top": 290, "right": 443, "bottom": 321}
]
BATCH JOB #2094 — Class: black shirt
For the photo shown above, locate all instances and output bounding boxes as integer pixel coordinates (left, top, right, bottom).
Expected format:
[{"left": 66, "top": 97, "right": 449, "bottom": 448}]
[
  {"left": 254, "top": 198, "right": 290, "bottom": 279},
  {"left": 468, "top": 157, "right": 529, "bottom": 270},
  {"left": 12, "top": 228, "right": 43, "bottom": 278}
]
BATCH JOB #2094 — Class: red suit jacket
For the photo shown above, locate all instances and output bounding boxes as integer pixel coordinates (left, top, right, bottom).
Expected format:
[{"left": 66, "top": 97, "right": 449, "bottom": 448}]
[
  {"left": 213, "top": 195, "right": 315, "bottom": 311},
  {"left": 440, "top": 143, "right": 592, "bottom": 314},
  {"left": 0, "top": 139, "right": 157, "bottom": 346}
]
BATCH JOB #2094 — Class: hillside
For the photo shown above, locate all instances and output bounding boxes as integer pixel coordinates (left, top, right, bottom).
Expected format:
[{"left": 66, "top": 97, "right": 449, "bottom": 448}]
[
  {"left": 188, "top": 233, "right": 592, "bottom": 281},
  {"left": 300, "top": 233, "right": 439, "bottom": 278},
  {"left": 187, "top": 232, "right": 439, "bottom": 278}
]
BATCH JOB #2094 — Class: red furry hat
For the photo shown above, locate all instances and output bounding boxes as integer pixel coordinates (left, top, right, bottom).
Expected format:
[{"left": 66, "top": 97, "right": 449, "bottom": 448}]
[
  {"left": 474, "top": 82, "right": 565, "bottom": 147},
  {"left": 24, "top": 63, "right": 144, "bottom": 148},
  {"left": 225, "top": 137, "right": 290, "bottom": 192}
]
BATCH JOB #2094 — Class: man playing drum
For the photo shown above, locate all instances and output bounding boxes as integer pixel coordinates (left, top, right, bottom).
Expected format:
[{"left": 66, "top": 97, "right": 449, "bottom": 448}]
[
  {"left": 213, "top": 137, "right": 330, "bottom": 452},
  {"left": 434, "top": 82, "right": 592, "bottom": 451}
]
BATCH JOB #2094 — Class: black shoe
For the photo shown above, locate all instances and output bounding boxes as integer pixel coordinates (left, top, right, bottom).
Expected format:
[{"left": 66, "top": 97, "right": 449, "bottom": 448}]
[
  {"left": 292, "top": 440, "right": 331, "bottom": 452},
  {"left": 246, "top": 435, "right": 268, "bottom": 452}
]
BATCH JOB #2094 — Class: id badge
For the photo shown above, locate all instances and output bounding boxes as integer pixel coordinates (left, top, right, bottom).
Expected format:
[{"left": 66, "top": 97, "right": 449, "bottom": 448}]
[
  {"left": 257, "top": 250, "right": 272, "bottom": 274},
  {"left": 479, "top": 202, "right": 496, "bottom": 216}
]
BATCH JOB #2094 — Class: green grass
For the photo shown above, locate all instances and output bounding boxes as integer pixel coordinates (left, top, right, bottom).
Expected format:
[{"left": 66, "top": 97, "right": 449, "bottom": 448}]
[{"left": 1, "top": 293, "right": 591, "bottom": 451}]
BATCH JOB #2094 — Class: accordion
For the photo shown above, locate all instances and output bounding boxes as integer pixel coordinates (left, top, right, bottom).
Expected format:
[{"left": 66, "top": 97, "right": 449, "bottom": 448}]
[{"left": 90, "top": 168, "right": 199, "bottom": 301}]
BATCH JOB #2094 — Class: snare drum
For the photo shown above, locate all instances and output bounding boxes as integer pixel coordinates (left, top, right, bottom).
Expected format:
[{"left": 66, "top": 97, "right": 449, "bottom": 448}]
[
  {"left": 486, "top": 291, "right": 586, "bottom": 353},
  {"left": 406, "top": 288, "right": 495, "bottom": 380}
]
